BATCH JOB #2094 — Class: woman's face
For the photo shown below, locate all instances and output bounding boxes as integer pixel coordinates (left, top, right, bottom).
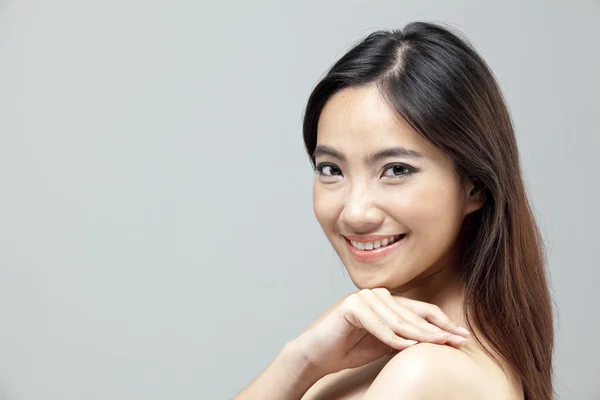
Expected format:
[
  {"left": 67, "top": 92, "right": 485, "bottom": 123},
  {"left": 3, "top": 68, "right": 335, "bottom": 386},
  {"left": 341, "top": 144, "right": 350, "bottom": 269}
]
[{"left": 313, "top": 84, "right": 482, "bottom": 292}]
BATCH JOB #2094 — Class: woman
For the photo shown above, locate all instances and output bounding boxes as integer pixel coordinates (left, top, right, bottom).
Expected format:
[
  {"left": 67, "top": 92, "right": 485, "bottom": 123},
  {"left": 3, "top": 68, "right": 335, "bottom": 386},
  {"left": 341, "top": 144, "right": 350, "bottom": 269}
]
[{"left": 235, "top": 21, "right": 553, "bottom": 400}]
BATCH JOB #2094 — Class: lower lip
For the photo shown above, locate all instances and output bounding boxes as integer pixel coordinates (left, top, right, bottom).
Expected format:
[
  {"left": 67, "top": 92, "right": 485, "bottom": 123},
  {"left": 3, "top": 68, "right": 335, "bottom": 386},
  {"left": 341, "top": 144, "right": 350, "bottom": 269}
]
[{"left": 345, "top": 235, "right": 406, "bottom": 263}]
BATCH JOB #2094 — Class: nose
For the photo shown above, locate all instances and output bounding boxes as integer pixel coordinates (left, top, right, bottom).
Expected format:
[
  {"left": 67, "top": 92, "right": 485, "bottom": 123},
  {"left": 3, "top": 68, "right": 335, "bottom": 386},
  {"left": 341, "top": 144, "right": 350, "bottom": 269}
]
[{"left": 339, "top": 184, "right": 384, "bottom": 234}]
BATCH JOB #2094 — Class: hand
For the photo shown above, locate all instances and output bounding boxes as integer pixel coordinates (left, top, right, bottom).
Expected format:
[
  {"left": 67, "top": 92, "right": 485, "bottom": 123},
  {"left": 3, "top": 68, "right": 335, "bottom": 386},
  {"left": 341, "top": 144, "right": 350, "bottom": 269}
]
[{"left": 293, "top": 288, "right": 470, "bottom": 375}]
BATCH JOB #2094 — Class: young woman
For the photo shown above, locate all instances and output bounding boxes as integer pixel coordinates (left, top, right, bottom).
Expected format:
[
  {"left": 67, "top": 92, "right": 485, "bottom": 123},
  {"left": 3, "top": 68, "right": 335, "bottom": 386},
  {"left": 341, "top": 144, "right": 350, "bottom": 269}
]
[{"left": 235, "top": 21, "right": 554, "bottom": 400}]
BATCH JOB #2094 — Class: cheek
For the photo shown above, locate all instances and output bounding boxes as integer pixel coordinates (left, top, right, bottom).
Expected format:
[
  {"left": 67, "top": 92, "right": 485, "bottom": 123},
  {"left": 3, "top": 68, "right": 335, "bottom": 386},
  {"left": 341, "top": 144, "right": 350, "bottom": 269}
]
[
  {"left": 389, "top": 179, "right": 465, "bottom": 242},
  {"left": 312, "top": 184, "right": 339, "bottom": 232}
]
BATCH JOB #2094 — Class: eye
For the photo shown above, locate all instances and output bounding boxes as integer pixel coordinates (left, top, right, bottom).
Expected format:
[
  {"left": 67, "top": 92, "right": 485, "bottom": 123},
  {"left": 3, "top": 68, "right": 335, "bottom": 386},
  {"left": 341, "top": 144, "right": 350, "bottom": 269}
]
[
  {"left": 316, "top": 163, "right": 342, "bottom": 179},
  {"left": 381, "top": 163, "right": 415, "bottom": 179}
]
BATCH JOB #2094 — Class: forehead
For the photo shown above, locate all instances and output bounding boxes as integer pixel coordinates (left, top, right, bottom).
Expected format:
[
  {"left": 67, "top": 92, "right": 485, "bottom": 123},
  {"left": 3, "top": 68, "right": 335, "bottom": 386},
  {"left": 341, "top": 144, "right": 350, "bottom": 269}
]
[{"left": 316, "top": 84, "right": 430, "bottom": 155}]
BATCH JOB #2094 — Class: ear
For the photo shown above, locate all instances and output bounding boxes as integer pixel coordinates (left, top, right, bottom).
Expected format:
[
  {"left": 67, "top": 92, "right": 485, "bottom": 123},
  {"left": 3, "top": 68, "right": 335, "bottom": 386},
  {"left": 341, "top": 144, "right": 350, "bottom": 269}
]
[{"left": 463, "top": 179, "right": 485, "bottom": 216}]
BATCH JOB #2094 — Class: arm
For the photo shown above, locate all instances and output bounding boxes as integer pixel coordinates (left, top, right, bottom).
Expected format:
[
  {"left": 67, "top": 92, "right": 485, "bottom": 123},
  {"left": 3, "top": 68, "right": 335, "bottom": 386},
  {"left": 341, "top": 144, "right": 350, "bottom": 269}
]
[
  {"left": 234, "top": 293, "right": 353, "bottom": 399},
  {"left": 234, "top": 340, "right": 326, "bottom": 400},
  {"left": 234, "top": 290, "right": 471, "bottom": 400}
]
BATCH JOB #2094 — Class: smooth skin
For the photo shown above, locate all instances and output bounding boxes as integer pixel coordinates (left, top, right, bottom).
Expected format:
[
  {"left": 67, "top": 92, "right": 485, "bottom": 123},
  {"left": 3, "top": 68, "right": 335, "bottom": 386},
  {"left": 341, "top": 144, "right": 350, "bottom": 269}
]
[{"left": 235, "top": 84, "right": 523, "bottom": 399}]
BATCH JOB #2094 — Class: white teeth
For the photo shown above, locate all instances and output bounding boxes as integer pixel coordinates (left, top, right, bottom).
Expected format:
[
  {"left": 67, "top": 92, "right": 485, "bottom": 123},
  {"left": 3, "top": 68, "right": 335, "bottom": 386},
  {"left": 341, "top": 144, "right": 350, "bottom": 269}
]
[{"left": 349, "top": 235, "right": 403, "bottom": 251}]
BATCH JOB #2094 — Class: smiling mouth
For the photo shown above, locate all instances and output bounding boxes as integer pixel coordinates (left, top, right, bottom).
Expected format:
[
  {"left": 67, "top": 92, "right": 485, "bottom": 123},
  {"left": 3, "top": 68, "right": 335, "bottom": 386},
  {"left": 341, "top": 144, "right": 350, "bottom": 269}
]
[
  {"left": 343, "top": 233, "right": 407, "bottom": 263},
  {"left": 347, "top": 234, "right": 407, "bottom": 251}
]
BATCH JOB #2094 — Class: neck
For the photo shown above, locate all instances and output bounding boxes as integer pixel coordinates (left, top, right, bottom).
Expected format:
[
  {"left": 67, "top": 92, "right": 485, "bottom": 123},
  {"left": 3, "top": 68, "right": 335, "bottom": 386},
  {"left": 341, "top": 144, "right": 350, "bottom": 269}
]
[{"left": 389, "top": 248, "right": 467, "bottom": 324}]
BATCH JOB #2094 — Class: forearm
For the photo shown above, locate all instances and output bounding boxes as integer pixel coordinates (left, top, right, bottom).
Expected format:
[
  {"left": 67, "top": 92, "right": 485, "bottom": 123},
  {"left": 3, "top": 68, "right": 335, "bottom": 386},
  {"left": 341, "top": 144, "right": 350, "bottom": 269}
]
[{"left": 234, "top": 339, "right": 325, "bottom": 400}]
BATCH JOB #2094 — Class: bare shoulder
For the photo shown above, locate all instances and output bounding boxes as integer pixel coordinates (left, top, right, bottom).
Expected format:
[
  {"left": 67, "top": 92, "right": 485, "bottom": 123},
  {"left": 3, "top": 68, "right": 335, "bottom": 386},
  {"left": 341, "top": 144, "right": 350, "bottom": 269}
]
[{"left": 363, "top": 342, "right": 523, "bottom": 400}]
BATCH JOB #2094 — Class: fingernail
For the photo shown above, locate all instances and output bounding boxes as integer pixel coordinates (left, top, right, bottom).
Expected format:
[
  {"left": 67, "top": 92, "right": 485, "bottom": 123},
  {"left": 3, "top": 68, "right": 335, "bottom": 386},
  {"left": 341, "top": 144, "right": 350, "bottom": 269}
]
[
  {"left": 454, "top": 336, "right": 468, "bottom": 345},
  {"left": 406, "top": 340, "right": 418, "bottom": 345},
  {"left": 457, "top": 326, "right": 470, "bottom": 336}
]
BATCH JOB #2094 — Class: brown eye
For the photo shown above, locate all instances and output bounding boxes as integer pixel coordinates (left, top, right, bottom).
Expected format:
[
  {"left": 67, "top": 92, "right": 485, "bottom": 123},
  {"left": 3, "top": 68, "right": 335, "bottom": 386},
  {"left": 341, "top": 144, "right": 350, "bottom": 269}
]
[
  {"left": 382, "top": 164, "right": 414, "bottom": 179},
  {"left": 316, "top": 163, "right": 342, "bottom": 178}
]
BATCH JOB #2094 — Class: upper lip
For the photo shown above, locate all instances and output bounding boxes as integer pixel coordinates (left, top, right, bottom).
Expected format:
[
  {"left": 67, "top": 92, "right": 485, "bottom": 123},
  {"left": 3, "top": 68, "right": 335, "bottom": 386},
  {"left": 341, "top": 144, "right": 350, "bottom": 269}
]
[{"left": 344, "top": 234, "right": 404, "bottom": 243}]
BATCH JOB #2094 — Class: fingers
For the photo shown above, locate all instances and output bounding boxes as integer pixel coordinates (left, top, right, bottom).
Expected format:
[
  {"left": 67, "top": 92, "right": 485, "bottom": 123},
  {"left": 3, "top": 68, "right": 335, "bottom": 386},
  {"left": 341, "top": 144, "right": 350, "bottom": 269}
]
[
  {"left": 371, "top": 288, "right": 449, "bottom": 337},
  {"left": 372, "top": 289, "right": 469, "bottom": 348},
  {"left": 342, "top": 289, "right": 470, "bottom": 351},
  {"left": 342, "top": 294, "right": 420, "bottom": 351},
  {"left": 394, "top": 296, "right": 471, "bottom": 338},
  {"left": 358, "top": 289, "right": 450, "bottom": 345}
]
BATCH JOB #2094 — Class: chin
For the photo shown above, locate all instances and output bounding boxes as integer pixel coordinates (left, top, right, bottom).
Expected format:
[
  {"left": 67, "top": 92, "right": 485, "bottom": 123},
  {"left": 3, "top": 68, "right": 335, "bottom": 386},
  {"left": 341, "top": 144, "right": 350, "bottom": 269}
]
[
  {"left": 343, "top": 254, "right": 432, "bottom": 292},
  {"left": 344, "top": 263, "right": 409, "bottom": 291}
]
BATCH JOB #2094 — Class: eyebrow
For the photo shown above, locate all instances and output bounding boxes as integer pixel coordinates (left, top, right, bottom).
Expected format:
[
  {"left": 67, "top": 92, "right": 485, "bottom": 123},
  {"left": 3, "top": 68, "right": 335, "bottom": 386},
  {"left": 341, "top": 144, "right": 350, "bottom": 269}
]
[{"left": 313, "top": 145, "right": 423, "bottom": 165}]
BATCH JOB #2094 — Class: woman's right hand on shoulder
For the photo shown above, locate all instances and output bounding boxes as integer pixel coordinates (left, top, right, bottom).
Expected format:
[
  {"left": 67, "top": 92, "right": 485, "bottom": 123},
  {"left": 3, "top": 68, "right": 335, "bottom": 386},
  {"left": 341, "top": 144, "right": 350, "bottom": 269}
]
[{"left": 292, "top": 288, "right": 471, "bottom": 376}]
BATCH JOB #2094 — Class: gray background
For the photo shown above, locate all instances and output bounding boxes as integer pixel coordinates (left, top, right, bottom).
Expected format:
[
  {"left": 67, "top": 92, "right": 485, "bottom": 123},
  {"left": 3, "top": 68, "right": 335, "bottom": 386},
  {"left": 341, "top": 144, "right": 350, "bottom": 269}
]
[{"left": 0, "top": 0, "right": 598, "bottom": 399}]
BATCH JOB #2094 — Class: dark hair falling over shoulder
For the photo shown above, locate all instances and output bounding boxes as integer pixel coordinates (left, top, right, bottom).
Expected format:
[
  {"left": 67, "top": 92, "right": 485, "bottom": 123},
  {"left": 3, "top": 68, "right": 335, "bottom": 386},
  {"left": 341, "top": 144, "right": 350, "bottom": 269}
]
[{"left": 302, "top": 22, "right": 554, "bottom": 400}]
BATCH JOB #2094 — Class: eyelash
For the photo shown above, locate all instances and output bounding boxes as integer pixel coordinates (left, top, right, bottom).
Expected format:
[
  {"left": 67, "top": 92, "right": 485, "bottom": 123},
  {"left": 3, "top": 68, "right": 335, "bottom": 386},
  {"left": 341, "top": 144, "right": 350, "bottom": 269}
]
[
  {"left": 381, "top": 163, "right": 416, "bottom": 179},
  {"left": 315, "top": 163, "right": 342, "bottom": 178},
  {"left": 315, "top": 163, "right": 417, "bottom": 180}
]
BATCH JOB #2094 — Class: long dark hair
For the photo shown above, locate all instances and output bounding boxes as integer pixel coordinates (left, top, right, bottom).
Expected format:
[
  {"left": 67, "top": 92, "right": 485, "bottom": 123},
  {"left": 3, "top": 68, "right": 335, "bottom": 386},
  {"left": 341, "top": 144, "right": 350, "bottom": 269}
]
[{"left": 302, "top": 21, "right": 554, "bottom": 400}]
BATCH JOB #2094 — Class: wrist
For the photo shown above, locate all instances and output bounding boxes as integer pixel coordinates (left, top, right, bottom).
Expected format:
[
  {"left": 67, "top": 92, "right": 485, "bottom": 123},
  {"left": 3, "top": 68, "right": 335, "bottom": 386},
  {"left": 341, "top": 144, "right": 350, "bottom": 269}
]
[
  {"left": 233, "top": 339, "right": 326, "bottom": 400},
  {"left": 281, "top": 338, "right": 327, "bottom": 389}
]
